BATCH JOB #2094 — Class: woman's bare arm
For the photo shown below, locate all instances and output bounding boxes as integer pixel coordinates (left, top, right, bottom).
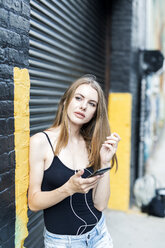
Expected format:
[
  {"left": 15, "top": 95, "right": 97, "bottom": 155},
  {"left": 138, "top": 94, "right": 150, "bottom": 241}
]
[
  {"left": 28, "top": 133, "right": 72, "bottom": 211},
  {"left": 92, "top": 133, "right": 120, "bottom": 211},
  {"left": 92, "top": 163, "right": 110, "bottom": 212}
]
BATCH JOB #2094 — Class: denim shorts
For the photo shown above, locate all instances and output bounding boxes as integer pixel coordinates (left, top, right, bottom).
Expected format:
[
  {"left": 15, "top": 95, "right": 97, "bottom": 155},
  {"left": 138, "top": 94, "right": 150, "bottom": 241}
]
[{"left": 44, "top": 214, "right": 113, "bottom": 248}]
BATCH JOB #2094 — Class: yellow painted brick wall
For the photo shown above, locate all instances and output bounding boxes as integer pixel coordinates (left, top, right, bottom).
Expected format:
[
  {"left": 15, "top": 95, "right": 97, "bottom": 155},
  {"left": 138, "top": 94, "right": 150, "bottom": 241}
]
[
  {"left": 108, "top": 93, "right": 132, "bottom": 211},
  {"left": 14, "top": 68, "right": 30, "bottom": 248}
]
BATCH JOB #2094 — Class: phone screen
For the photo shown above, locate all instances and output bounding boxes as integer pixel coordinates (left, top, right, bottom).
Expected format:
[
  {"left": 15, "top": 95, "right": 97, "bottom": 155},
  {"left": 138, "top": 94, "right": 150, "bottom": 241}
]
[{"left": 88, "top": 166, "right": 111, "bottom": 178}]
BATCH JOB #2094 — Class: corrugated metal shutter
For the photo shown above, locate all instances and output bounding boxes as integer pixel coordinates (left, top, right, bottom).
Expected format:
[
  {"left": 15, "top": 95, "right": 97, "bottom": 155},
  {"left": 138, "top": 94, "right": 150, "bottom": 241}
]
[{"left": 25, "top": 0, "right": 107, "bottom": 247}]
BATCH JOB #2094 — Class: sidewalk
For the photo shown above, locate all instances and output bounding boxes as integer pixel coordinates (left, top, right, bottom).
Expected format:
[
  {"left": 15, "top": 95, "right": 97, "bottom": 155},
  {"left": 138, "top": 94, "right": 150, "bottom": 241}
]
[
  {"left": 104, "top": 126, "right": 165, "bottom": 248},
  {"left": 104, "top": 208, "right": 165, "bottom": 248},
  {"left": 146, "top": 126, "right": 165, "bottom": 187}
]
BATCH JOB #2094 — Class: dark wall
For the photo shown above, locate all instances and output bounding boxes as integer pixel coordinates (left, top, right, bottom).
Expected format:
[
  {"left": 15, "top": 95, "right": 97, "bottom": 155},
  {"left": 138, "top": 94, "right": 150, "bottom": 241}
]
[
  {"left": 0, "top": 0, "right": 30, "bottom": 247},
  {"left": 110, "top": 0, "right": 132, "bottom": 93},
  {"left": 109, "top": 0, "right": 146, "bottom": 204}
]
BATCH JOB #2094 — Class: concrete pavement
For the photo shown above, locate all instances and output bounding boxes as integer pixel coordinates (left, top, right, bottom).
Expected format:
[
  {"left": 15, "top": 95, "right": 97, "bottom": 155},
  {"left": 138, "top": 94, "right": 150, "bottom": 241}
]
[
  {"left": 104, "top": 208, "right": 165, "bottom": 248},
  {"left": 146, "top": 126, "right": 165, "bottom": 187},
  {"left": 104, "top": 126, "right": 165, "bottom": 248}
]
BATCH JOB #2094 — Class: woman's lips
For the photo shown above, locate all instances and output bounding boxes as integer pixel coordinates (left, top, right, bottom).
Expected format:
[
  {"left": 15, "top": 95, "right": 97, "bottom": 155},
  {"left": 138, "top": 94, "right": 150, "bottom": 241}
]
[{"left": 74, "top": 112, "right": 85, "bottom": 119}]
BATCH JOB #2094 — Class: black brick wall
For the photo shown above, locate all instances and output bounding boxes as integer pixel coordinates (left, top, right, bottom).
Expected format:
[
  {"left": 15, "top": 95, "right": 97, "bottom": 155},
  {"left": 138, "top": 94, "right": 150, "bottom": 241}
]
[
  {"left": 0, "top": 0, "right": 30, "bottom": 247},
  {"left": 110, "top": 0, "right": 132, "bottom": 93},
  {"left": 109, "top": 0, "right": 146, "bottom": 204}
]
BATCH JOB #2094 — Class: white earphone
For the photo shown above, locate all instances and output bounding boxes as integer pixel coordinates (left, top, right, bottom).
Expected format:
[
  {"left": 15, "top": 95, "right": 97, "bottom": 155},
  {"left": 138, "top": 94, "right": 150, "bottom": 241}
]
[{"left": 70, "top": 168, "right": 98, "bottom": 235}]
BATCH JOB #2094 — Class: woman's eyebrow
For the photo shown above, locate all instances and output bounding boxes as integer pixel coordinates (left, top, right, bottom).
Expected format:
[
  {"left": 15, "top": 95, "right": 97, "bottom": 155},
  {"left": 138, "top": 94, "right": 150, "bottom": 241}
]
[{"left": 75, "top": 93, "right": 98, "bottom": 103}]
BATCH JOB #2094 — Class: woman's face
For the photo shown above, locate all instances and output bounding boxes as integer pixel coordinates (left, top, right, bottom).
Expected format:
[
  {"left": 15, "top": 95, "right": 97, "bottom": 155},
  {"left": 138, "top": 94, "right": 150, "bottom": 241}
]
[{"left": 67, "top": 84, "right": 98, "bottom": 126}]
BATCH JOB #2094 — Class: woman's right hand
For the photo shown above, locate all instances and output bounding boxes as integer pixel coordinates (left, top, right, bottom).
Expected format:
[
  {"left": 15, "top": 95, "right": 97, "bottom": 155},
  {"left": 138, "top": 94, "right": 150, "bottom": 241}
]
[{"left": 67, "top": 170, "right": 102, "bottom": 195}]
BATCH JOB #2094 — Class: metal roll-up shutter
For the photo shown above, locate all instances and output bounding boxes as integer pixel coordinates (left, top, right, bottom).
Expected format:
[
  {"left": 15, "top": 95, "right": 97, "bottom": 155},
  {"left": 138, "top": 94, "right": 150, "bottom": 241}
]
[{"left": 25, "top": 0, "right": 107, "bottom": 247}]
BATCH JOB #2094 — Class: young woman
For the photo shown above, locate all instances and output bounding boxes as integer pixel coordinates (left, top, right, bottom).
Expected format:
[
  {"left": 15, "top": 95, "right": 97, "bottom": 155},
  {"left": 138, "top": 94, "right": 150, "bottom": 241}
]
[{"left": 28, "top": 75, "right": 120, "bottom": 248}]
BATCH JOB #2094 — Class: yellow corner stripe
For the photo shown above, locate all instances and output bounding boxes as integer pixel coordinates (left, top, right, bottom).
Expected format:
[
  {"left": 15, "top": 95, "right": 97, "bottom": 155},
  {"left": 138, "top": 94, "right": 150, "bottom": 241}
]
[
  {"left": 108, "top": 93, "right": 132, "bottom": 211},
  {"left": 14, "top": 67, "right": 30, "bottom": 248}
]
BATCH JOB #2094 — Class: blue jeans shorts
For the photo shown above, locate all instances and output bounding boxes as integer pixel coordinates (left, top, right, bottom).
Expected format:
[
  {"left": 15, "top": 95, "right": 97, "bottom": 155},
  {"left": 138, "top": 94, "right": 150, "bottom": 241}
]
[{"left": 44, "top": 214, "right": 113, "bottom": 248}]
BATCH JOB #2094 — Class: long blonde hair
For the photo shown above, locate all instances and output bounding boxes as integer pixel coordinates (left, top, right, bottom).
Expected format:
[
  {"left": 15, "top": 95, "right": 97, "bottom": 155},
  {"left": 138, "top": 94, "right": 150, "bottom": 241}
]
[{"left": 51, "top": 75, "right": 118, "bottom": 171}]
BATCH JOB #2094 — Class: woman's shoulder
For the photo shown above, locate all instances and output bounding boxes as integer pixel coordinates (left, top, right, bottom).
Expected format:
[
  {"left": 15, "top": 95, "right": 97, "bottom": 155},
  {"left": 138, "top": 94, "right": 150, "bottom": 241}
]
[
  {"left": 43, "top": 127, "right": 60, "bottom": 142},
  {"left": 30, "top": 127, "right": 60, "bottom": 146},
  {"left": 30, "top": 132, "right": 48, "bottom": 149}
]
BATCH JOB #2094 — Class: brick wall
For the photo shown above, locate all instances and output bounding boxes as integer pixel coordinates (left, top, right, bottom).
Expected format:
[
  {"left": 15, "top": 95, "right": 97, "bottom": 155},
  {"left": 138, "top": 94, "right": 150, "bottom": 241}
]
[
  {"left": 110, "top": 0, "right": 132, "bottom": 93},
  {"left": 0, "top": 1, "right": 30, "bottom": 247}
]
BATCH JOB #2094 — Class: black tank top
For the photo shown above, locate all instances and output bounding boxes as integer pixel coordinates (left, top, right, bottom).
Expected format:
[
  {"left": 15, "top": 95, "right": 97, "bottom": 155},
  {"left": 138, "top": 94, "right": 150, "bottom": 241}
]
[{"left": 41, "top": 131, "right": 102, "bottom": 235}]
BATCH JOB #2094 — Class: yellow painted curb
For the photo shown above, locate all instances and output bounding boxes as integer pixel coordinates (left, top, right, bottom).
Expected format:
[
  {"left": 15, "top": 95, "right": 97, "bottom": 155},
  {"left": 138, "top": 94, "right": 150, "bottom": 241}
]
[
  {"left": 14, "top": 67, "right": 30, "bottom": 248},
  {"left": 108, "top": 93, "right": 132, "bottom": 211}
]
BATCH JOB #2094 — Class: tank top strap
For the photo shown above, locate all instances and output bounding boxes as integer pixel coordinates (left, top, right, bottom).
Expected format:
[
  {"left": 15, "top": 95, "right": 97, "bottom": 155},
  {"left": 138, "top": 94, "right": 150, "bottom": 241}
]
[{"left": 42, "top": 131, "right": 54, "bottom": 155}]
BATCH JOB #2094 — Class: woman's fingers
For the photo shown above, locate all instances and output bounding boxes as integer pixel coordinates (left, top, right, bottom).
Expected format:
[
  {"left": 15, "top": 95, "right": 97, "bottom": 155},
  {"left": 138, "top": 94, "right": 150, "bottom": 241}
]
[
  {"left": 107, "top": 133, "right": 121, "bottom": 141},
  {"left": 71, "top": 171, "right": 101, "bottom": 194},
  {"left": 80, "top": 176, "right": 102, "bottom": 193},
  {"left": 102, "top": 144, "right": 113, "bottom": 150},
  {"left": 106, "top": 136, "right": 118, "bottom": 141},
  {"left": 111, "top": 132, "right": 121, "bottom": 141},
  {"left": 81, "top": 177, "right": 100, "bottom": 188},
  {"left": 104, "top": 132, "right": 121, "bottom": 148},
  {"left": 86, "top": 175, "right": 101, "bottom": 183},
  {"left": 104, "top": 140, "right": 117, "bottom": 145},
  {"left": 113, "top": 132, "right": 121, "bottom": 140},
  {"left": 83, "top": 180, "right": 100, "bottom": 194},
  {"left": 72, "top": 167, "right": 106, "bottom": 194}
]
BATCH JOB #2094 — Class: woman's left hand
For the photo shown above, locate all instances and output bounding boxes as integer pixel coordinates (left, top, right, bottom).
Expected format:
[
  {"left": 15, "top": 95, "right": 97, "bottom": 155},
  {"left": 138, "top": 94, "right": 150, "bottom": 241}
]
[{"left": 100, "top": 132, "right": 121, "bottom": 167}]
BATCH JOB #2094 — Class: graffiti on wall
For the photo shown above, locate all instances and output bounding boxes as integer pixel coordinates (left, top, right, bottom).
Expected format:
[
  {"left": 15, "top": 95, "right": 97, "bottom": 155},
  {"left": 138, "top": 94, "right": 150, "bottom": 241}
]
[{"left": 142, "top": 0, "right": 165, "bottom": 164}]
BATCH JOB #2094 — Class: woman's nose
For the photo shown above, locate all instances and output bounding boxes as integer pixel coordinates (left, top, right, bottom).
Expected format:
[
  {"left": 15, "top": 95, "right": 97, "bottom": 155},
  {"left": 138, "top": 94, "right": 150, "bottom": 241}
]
[{"left": 80, "top": 101, "right": 87, "bottom": 110}]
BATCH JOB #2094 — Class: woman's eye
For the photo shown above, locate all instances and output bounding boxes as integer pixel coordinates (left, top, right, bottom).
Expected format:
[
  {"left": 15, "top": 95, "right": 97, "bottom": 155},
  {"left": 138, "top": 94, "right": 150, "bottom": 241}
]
[
  {"left": 89, "top": 102, "right": 96, "bottom": 107},
  {"left": 75, "top": 96, "right": 82, "bottom": 101}
]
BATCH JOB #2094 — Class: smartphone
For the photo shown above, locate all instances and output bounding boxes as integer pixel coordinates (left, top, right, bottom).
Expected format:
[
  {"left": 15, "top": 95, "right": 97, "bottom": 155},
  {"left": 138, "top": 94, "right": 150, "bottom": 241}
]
[{"left": 87, "top": 166, "right": 111, "bottom": 178}]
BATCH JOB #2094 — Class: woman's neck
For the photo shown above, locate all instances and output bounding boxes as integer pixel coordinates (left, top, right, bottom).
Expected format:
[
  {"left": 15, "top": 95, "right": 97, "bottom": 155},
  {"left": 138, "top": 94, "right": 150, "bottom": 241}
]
[{"left": 68, "top": 121, "right": 83, "bottom": 143}]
